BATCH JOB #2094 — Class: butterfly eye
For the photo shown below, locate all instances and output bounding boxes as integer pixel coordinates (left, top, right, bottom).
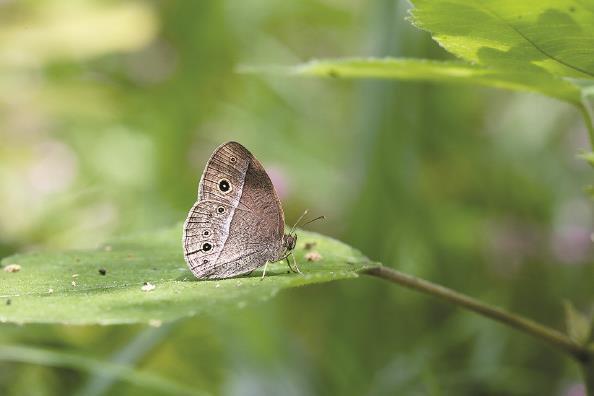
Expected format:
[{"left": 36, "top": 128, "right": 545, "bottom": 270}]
[
  {"left": 202, "top": 243, "right": 212, "bottom": 252},
  {"left": 218, "top": 179, "right": 231, "bottom": 193},
  {"left": 230, "top": 156, "right": 237, "bottom": 163},
  {"left": 217, "top": 206, "right": 225, "bottom": 214},
  {"left": 203, "top": 230, "right": 210, "bottom": 237}
]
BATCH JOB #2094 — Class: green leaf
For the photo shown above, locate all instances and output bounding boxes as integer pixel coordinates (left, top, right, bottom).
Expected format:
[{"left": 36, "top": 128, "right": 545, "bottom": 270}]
[
  {"left": 292, "top": 58, "right": 584, "bottom": 106},
  {"left": 0, "top": 225, "right": 377, "bottom": 325},
  {"left": 564, "top": 300, "right": 593, "bottom": 346},
  {"left": 409, "top": 0, "right": 594, "bottom": 79}
]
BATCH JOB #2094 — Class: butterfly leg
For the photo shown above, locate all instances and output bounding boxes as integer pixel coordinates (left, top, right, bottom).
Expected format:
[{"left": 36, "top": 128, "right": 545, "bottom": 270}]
[
  {"left": 260, "top": 261, "right": 269, "bottom": 281},
  {"left": 285, "top": 257, "right": 296, "bottom": 273},
  {"left": 290, "top": 254, "right": 302, "bottom": 275}
]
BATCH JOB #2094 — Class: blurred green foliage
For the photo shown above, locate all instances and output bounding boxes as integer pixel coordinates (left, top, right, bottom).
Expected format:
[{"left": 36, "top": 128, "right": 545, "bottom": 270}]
[{"left": 0, "top": 0, "right": 592, "bottom": 395}]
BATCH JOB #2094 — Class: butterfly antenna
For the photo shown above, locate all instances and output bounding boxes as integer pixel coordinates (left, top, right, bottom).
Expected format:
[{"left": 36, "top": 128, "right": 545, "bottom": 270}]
[
  {"left": 300, "top": 215, "right": 325, "bottom": 227},
  {"left": 289, "top": 209, "right": 309, "bottom": 235}
]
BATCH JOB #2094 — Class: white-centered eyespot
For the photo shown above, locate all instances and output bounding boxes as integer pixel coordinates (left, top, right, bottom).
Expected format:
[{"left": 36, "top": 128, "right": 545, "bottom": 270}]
[{"left": 218, "top": 178, "right": 232, "bottom": 193}]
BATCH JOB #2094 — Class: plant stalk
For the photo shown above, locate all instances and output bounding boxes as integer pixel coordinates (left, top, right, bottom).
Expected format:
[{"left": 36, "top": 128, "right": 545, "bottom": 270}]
[{"left": 363, "top": 266, "right": 592, "bottom": 362}]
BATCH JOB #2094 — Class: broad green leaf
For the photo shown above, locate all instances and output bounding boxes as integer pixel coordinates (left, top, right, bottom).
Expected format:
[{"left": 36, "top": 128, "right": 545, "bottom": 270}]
[
  {"left": 292, "top": 58, "right": 584, "bottom": 106},
  {"left": 409, "top": 0, "right": 594, "bottom": 79},
  {"left": 0, "top": 225, "right": 376, "bottom": 325}
]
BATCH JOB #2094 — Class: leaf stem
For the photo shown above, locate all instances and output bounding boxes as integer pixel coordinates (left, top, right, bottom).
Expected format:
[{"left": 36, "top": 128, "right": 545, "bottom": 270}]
[{"left": 363, "top": 266, "right": 592, "bottom": 362}]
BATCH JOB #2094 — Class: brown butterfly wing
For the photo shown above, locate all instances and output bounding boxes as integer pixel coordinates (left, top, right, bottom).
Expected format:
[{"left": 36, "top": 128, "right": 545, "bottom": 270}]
[{"left": 183, "top": 141, "right": 285, "bottom": 279}]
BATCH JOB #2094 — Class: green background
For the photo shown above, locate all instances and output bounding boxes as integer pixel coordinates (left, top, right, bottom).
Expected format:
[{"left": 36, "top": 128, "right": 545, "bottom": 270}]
[{"left": 0, "top": 0, "right": 592, "bottom": 395}]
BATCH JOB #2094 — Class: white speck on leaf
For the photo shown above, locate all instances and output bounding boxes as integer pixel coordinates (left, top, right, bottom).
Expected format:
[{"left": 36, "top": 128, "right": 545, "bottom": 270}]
[
  {"left": 141, "top": 282, "right": 156, "bottom": 292},
  {"left": 149, "top": 319, "right": 162, "bottom": 327},
  {"left": 305, "top": 251, "right": 322, "bottom": 262},
  {"left": 3, "top": 264, "right": 21, "bottom": 273},
  {"left": 304, "top": 242, "right": 317, "bottom": 250}
]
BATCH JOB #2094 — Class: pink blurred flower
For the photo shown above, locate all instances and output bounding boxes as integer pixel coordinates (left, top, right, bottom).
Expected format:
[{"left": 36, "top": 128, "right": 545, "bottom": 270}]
[
  {"left": 562, "top": 383, "right": 585, "bottom": 396},
  {"left": 551, "top": 225, "right": 592, "bottom": 265},
  {"left": 27, "top": 140, "right": 78, "bottom": 194},
  {"left": 266, "top": 165, "right": 290, "bottom": 200},
  {"left": 485, "top": 219, "right": 542, "bottom": 276},
  {"left": 551, "top": 198, "right": 593, "bottom": 265}
]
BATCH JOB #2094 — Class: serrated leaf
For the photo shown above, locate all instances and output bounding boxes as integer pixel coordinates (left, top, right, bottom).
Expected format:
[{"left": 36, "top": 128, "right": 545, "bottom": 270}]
[
  {"left": 564, "top": 300, "right": 593, "bottom": 345},
  {"left": 0, "top": 225, "right": 377, "bottom": 325},
  {"left": 292, "top": 58, "right": 584, "bottom": 106},
  {"left": 409, "top": 0, "right": 594, "bottom": 80}
]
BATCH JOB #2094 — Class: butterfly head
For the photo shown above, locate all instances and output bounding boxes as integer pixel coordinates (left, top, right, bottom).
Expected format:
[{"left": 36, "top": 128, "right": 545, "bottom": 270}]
[
  {"left": 283, "top": 233, "right": 297, "bottom": 252},
  {"left": 284, "top": 212, "right": 325, "bottom": 256}
]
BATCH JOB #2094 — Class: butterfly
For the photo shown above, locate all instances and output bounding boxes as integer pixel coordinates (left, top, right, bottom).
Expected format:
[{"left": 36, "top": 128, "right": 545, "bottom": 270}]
[{"left": 182, "top": 141, "right": 306, "bottom": 279}]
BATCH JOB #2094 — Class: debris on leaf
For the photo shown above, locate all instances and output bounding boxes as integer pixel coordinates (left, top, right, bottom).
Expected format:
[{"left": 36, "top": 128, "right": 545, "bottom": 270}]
[
  {"left": 304, "top": 242, "right": 317, "bottom": 250},
  {"left": 149, "top": 319, "right": 162, "bottom": 327},
  {"left": 141, "top": 282, "right": 156, "bottom": 292},
  {"left": 3, "top": 264, "right": 21, "bottom": 273},
  {"left": 99, "top": 268, "right": 107, "bottom": 276},
  {"left": 48, "top": 288, "right": 54, "bottom": 294},
  {"left": 72, "top": 274, "right": 79, "bottom": 278},
  {"left": 6, "top": 299, "right": 11, "bottom": 306},
  {"left": 305, "top": 251, "right": 322, "bottom": 262},
  {"left": 71, "top": 281, "right": 77, "bottom": 287}
]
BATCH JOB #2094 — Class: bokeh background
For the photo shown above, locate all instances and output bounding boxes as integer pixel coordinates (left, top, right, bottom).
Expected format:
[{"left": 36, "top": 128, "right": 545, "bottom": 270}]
[{"left": 0, "top": 1, "right": 593, "bottom": 395}]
